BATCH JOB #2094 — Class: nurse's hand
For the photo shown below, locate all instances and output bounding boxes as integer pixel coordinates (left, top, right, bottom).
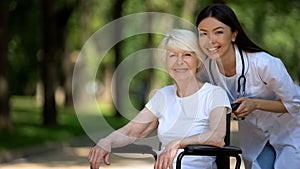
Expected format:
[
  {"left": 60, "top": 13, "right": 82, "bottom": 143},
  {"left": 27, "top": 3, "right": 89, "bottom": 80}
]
[
  {"left": 154, "top": 140, "right": 181, "bottom": 169},
  {"left": 88, "top": 139, "right": 111, "bottom": 169},
  {"left": 233, "top": 97, "right": 256, "bottom": 118}
]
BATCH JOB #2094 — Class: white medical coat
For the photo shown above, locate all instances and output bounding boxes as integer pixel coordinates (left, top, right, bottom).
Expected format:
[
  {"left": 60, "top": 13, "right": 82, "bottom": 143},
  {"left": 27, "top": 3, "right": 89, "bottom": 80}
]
[{"left": 199, "top": 46, "right": 300, "bottom": 169}]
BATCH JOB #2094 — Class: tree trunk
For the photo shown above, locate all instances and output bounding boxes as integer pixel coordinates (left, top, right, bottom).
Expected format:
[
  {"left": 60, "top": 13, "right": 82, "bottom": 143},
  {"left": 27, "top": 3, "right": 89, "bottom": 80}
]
[
  {"left": 42, "top": 0, "right": 77, "bottom": 126},
  {"left": 113, "top": 0, "right": 126, "bottom": 117},
  {"left": 0, "top": 0, "right": 12, "bottom": 131},
  {"left": 142, "top": 0, "right": 155, "bottom": 108},
  {"left": 62, "top": 51, "right": 74, "bottom": 107},
  {"left": 42, "top": 0, "right": 58, "bottom": 126},
  {"left": 60, "top": 1, "right": 79, "bottom": 107},
  {"left": 181, "top": 0, "right": 199, "bottom": 21}
]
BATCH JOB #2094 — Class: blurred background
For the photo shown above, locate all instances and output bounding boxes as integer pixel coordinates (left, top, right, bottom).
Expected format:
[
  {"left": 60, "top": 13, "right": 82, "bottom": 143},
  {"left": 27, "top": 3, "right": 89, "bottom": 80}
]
[{"left": 0, "top": 0, "right": 299, "bottom": 164}]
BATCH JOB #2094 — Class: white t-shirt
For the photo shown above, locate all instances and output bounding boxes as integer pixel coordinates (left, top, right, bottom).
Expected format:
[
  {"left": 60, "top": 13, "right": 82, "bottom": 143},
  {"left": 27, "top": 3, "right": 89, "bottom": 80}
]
[{"left": 146, "top": 83, "right": 230, "bottom": 169}]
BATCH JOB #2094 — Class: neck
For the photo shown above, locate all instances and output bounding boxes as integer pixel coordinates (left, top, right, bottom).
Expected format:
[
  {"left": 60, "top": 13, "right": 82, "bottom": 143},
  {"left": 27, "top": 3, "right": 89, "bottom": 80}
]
[
  {"left": 217, "top": 45, "right": 236, "bottom": 77},
  {"left": 175, "top": 77, "right": 203, "bottom": 97}
]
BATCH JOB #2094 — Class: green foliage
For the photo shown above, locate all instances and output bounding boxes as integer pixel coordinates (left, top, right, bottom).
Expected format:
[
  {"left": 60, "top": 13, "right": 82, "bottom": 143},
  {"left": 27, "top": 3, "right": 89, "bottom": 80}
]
[
  {"left": 0, "top": 96, "right": 129, "bottom": 151},
  {"left": 8, "top": 0, "right": 299, "bottom": 96},
  {"left": 103, "top": 116, "right": 130, "bottom": 129},
  {"left": 129, "top": 69, "right": 170, "bottom": 110},
  {"left": 0, "top": 96, "right": 84, "bottom": 151},
  {"left": 229, "top": 0, "right": 300, "bottom": 81},
  {"left": 3, "top": 0, "right": 300, "bottom": 153},
  {"left": 8, "top": 0, "right": 41, "bottom": 95}
]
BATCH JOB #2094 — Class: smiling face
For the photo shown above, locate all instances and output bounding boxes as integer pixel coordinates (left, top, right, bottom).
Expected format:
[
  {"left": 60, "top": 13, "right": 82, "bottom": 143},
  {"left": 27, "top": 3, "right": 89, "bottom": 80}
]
[
  {"left": 165, "top": 49, "right": 199, "bottom": 81},
  {"left": 198, "top": 17, "right": 237, "bottom": 60}
]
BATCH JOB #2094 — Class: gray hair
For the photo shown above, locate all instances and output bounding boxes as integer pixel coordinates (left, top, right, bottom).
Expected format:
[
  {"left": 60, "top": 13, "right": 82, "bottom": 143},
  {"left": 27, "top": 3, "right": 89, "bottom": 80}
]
[{"left": 158, "top": 29, "right": 205, "bottom": 71}]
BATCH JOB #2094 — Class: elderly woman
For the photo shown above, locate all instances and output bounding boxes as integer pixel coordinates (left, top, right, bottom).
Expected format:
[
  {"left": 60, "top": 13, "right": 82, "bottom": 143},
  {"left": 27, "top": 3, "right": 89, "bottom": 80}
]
[{"left": 88, "top": 29, "right": 231, "bottom": 169}]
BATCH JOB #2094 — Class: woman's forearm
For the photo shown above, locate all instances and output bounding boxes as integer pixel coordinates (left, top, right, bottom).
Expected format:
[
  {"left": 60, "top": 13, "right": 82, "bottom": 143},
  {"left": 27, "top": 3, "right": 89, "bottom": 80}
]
[
  {"left": 235, "top": 98, "right": 288, "bottom": 118},
  {"left": 98, "top": 128, "right": 137, "bottom": 150},
  {"left": 98, "top": 107, "right": 158, "bottom": 150},
  {"left": 179, "top": 107, "right": 227, "bottom": 148},
  {"left": 179, "top": 130, "right": 225, "bottom": 148},
  {"left": 253, "top": 99, "right": 287, "bottom": 113}
]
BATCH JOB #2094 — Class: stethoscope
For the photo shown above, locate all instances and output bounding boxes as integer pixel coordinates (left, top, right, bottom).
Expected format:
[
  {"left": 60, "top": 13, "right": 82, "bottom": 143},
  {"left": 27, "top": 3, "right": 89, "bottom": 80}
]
[
  {"left": 235, "top": 48, "right": 247, "bottom": 120},
  {"left": 209, "top": 47, "right": 247, "bottom": 97},
  {"left": 209, "top": 47, "right": 248, "bottom": 120},
  {"left": 237, "top": 48, "right": 246, "bottom": 98}
]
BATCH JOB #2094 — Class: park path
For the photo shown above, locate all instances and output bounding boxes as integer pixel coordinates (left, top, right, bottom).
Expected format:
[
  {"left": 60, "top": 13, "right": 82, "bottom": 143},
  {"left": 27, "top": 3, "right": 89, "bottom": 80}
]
[
  {"left": 0, "top": 121, "right": 244, "bottom": 169},
  {"left": 0, "top": 135, "right": 156, "bottom": 169},
  {"left": 0, "top": 146, "right": 155, "bottom": 169}
]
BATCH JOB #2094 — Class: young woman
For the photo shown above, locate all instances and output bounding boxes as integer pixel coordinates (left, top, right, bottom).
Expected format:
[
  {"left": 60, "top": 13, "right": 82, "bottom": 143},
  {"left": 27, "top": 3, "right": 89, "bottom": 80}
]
[
  {"left": 88, "top": 29, "right": 231, "bottom": 169},
  {"left": 196, "top": 3, "right": 300, "bottom": 169}
]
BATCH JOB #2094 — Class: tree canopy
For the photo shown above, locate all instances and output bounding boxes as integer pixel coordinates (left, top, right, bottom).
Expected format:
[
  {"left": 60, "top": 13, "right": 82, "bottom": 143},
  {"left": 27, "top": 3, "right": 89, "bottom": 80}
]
[{"left": 1, "top": 0, "right": 299, "bottom": 130}]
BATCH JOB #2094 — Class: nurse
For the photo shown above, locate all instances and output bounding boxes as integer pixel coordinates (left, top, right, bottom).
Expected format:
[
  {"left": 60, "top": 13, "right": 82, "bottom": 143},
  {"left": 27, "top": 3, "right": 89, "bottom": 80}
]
[{"left": 196, "top": 3, "right": 300, "bottom": 169}]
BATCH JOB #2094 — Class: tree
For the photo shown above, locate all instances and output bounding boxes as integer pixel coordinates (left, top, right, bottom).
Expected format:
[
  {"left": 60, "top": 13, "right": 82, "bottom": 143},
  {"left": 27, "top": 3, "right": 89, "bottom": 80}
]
[
  {"left": 41, "top": 0, "right": 78, "bottom": 126},
  {"left": 0, "top": 0, "right": 12, "bottom": 131},
  {"left": 113, "top": 0, "right": 127, "bottom": 117}
]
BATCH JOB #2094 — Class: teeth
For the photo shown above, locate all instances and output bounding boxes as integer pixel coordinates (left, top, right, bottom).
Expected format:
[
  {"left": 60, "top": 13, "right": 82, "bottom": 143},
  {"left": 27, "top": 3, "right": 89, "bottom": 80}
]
[{"left": 208, "top": 47, "right": 217, "bottom": 51}]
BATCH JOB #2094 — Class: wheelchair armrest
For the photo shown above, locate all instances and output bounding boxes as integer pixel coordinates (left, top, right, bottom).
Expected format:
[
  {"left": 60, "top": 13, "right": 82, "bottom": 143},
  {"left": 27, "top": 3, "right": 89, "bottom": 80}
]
[
  {"left": 176, "top": 145, "right": 242, "bottom": 169},
  {"left": 183, "top": 144, "right": 242, "bottom": 156}
]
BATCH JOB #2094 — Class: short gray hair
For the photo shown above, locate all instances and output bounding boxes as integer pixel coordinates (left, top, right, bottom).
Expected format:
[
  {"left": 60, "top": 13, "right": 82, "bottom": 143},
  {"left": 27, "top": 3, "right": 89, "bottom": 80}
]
[{"left": 158, "top": 29, "right": 205, "bottom": 71}]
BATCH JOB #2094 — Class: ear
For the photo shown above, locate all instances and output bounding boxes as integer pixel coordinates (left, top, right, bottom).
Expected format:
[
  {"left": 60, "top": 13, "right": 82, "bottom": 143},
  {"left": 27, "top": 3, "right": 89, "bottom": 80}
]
[
  {"left": 232, "top": 31, "right": 238, "bottom": 42},
  {"left": 197, "top": 61, "right": 203, "bottom": 72}
]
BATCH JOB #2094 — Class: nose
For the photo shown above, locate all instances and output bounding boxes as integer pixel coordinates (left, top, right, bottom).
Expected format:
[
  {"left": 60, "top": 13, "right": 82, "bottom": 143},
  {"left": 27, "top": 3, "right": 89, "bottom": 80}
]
[
  {"left": 208, "top": 34, "right": 216, "bottom": 43},
  {"left": 176, "top": 55, "right": 184, "bottom": 65}
]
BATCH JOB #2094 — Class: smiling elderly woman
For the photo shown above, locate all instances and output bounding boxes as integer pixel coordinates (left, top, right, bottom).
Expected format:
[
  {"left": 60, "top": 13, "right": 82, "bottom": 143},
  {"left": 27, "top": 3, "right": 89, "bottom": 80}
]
[{"left": 88, "top": 29, "right": 231, "bottom": 169}]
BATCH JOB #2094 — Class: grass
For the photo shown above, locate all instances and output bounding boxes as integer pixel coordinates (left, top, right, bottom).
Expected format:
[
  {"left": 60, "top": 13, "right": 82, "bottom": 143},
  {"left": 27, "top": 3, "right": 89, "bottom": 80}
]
[{"left": 0, "top": 96, "right": 128, "bottom": 152}]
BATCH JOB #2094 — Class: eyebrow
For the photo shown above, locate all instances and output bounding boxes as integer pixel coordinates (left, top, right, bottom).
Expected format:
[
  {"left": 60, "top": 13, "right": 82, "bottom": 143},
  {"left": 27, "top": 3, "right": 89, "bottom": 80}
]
[{"left": 199, "top": 26, "right": 225, "bottom": 32}]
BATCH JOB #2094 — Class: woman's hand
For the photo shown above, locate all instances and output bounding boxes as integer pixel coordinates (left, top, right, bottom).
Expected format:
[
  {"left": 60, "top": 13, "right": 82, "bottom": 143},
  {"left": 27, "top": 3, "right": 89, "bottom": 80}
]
[
  {"left": 233, "top": 97, "right": 287, "bottom": 118},
  {"left": 88, "top": 139, "right": 111, "bottom": 169},
  {"left": 233, "top": 97, "right": 256, "bottom": 118},
  {"left": 154, "top": 140, "right": 181, "bottom": 169}
]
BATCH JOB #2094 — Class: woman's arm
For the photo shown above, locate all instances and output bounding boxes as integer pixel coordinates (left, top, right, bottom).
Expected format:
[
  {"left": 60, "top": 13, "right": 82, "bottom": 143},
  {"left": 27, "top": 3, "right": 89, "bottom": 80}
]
[
  {"left": 233, "top": 54, "right": 298, "bottom": 118},
  {"left": 89, "top": 107, "right": 158, "bottom": 169},
  {"left": 105, "top": 107, "right": 158, "bottom": 148},
  {"left": 179, "top": 106, "right": 227, "bottom": 147},
  {"left": 154, "top": 106, "right": 227, "bottom": 169},
  {"left": 256, "top": 54, "right": 299, "bottom": 116},
  {"left": 233, "top": 97, "right": 288, "bottom": 118}
]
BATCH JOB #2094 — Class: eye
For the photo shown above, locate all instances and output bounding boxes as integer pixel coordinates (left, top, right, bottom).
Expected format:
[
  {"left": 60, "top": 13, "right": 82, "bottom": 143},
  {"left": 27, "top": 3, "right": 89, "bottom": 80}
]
[
  {"left": 198, "top": 31, "right": 207, "bottom": 37},
  {"left": 168, "top": 54, "right": 177, "bottom": 58},
  {"left": 215, "top": 30, "right": 224, "bottom": 35},
  {"left": 183, "top": 53, "right": 192, "bottom": 57}
]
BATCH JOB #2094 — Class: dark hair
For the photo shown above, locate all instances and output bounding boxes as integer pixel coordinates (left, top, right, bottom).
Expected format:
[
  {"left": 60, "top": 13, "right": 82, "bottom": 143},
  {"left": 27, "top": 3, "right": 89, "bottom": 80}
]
[{"left": 196, "top": 3, "right": 265, "bottom": 53}]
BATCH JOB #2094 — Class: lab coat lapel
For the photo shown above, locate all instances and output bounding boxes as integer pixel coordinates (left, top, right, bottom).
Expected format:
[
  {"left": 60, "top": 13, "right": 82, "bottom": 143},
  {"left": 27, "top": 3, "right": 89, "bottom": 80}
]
[
  {"left": 235, "top": 46, "right": 243, "bottom": 79},
  {"left": 235, "top": 45, "right": 249, "bottom": 97}
]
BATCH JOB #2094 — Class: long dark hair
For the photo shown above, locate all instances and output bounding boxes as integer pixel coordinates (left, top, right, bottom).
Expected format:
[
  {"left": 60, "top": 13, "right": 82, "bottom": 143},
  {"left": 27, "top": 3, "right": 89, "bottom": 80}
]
[{"left": 196, "top": 3, "right": 266, "bottom": 53}]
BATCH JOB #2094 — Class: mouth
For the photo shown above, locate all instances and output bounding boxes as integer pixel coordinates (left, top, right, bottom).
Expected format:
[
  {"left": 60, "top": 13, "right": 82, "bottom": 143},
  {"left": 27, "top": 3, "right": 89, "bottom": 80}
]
[
  {"left": 173, "top": 68, "right": 189, "bottom": 72},
  {"left": 207, "top": 46, "right": 220, "bottom": 52}
]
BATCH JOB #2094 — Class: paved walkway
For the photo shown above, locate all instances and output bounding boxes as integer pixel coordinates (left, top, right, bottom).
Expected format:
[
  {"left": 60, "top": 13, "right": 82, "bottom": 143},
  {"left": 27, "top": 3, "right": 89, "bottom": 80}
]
[
  {"left": 0, "top": 136, "right": 156, "bottom": 169},
  {"left": 0, "top": 144, "right": 244, "bottom": 169},
  {"left": 0, "top": 121, "right": 245, "bottom": 169},
  {"left": 0, "top": 146, "right": 155, "bottom": 169}
]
